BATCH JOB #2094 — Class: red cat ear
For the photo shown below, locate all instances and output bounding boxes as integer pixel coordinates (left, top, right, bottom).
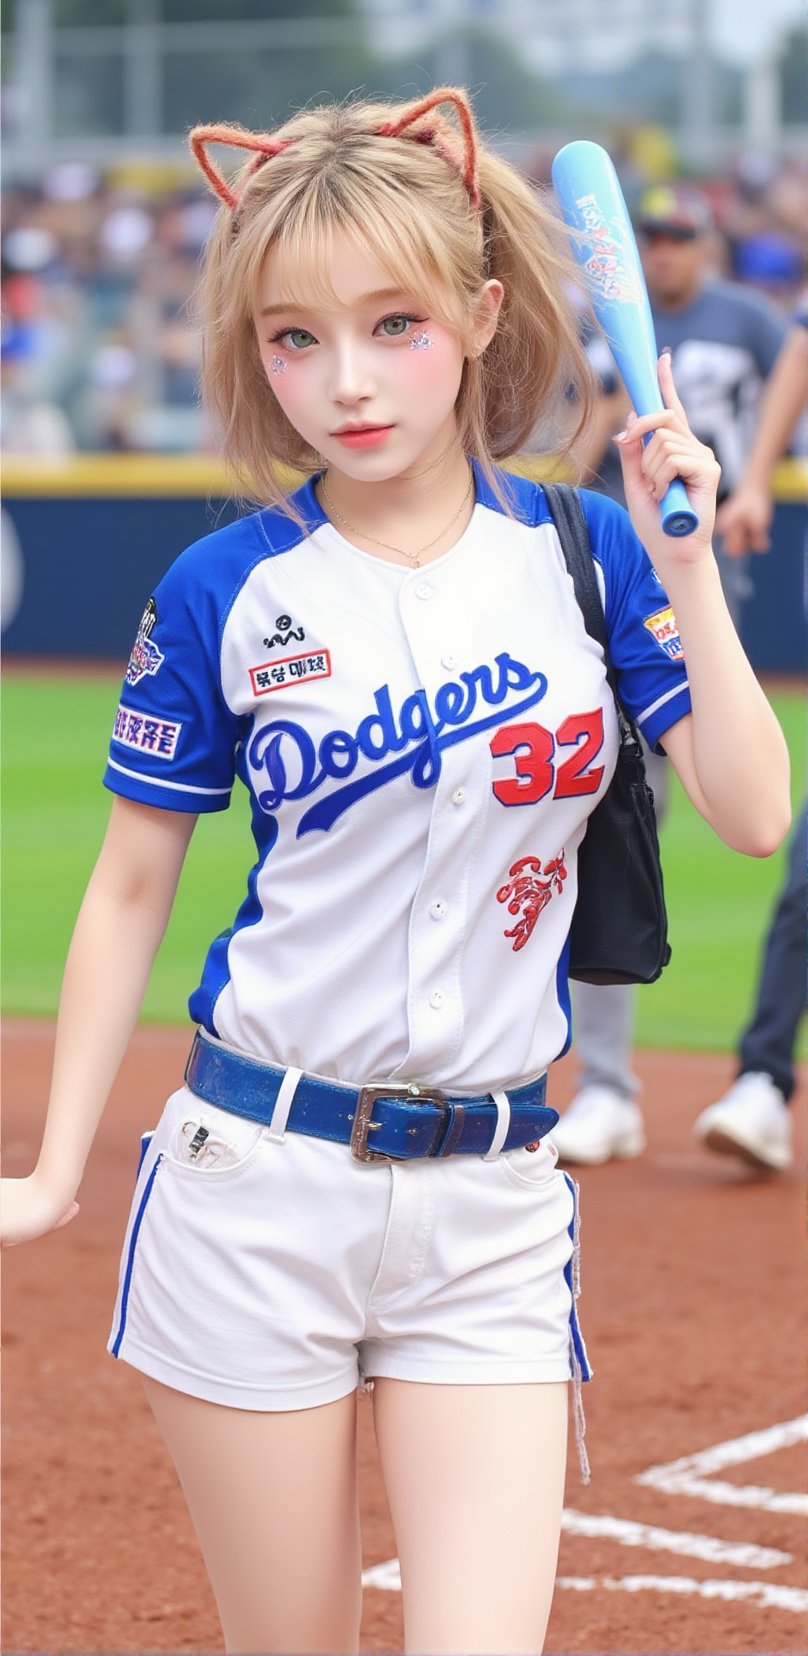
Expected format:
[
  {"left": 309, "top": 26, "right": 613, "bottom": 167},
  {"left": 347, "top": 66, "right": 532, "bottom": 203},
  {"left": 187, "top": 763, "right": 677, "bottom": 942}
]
[
  {"left": 189, "top": 124, "right": 293, "bottom": 210},
  {"left": 377, "top": 88, "right": 480, "bottom": 210}
]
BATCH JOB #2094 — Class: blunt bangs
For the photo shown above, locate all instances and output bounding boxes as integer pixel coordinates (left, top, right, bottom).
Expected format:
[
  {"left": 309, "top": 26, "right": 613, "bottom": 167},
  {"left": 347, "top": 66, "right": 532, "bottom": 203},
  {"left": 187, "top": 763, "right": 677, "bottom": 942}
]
[{"left": 252, "top": 193, "right": 471, "bottom": 339}]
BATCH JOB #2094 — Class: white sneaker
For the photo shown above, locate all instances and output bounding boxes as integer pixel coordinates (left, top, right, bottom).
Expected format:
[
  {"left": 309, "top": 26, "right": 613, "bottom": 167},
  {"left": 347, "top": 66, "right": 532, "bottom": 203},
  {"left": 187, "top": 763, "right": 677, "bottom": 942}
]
[
  {"left": 551, "top": 1086, "right": 646, "bottom": 1165},
  {"left": 693, "top": 1072, "right": 793, "bottom": 1171}
]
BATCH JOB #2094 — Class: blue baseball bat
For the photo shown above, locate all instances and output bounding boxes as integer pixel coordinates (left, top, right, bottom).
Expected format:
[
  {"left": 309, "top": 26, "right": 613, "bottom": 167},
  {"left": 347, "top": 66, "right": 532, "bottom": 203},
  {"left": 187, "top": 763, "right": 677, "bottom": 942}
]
[{"left": 551, "top": 140, "right": 698, "bottom": 538}]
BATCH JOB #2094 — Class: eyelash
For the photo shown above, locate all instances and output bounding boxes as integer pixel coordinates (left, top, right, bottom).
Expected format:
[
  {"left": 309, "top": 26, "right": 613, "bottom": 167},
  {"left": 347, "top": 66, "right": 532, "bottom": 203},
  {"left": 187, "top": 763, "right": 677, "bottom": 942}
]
[{"left": 268, "top": 312, "right": 427, "bottom": 351}]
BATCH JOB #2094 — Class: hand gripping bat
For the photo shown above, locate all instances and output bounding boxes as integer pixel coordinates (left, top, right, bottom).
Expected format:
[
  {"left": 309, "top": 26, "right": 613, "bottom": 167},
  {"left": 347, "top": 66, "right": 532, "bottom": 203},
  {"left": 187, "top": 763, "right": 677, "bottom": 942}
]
[{"left": 552, "top": 140, "right": 698, "bottom": 537}]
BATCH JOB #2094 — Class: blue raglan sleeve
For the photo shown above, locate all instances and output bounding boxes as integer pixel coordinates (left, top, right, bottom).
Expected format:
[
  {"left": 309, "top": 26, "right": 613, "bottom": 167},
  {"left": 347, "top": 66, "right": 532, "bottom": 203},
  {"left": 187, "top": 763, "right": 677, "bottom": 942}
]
[
  {"left": 103, "top": 539, "right": 246, "bottom": 814},
  {"left": 580, "top": 489, "right": 692, "bottom": 752}
]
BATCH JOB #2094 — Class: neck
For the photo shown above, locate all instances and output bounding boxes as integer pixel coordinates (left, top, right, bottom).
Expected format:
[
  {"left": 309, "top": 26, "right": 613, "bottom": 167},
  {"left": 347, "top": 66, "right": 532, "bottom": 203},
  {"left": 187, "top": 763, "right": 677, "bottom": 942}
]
[
  {"left": 326, "top": 428, "right": 467, "bottom": 516},
  {"left": 318, "top": 425, "right": 475, "bottom": 566}
]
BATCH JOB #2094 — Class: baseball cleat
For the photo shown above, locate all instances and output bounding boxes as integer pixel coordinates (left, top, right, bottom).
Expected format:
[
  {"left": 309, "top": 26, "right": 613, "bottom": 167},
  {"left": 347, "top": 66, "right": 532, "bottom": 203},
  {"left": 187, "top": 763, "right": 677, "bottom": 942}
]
[
  {"left": 693, "top": 1072, "right": 793, "bottom": 1171},
  {"left": 550, "top": 1086, "right": 646, "bottom": 1165}
]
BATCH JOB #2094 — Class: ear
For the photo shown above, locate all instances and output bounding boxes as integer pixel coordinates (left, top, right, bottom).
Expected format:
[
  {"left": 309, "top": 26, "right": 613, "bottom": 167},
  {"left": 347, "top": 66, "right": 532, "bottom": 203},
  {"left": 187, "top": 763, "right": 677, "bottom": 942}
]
[{"left": 469, "top": 280, "right": 504, "bottom": 357}]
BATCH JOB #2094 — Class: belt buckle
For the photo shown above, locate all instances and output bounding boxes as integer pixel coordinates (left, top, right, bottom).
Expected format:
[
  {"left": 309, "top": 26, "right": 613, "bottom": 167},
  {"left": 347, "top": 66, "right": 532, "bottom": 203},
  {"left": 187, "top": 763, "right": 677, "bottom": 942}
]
[{"left": 351, "top": 1082, "right": 447, "bottom": 1163}]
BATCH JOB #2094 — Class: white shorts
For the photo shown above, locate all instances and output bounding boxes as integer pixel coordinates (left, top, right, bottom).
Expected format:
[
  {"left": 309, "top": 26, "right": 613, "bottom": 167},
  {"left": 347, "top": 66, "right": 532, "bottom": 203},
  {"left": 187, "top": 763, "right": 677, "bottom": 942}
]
[{"left": 108, "top": 1085, "right": 591, "bottom": 1412}]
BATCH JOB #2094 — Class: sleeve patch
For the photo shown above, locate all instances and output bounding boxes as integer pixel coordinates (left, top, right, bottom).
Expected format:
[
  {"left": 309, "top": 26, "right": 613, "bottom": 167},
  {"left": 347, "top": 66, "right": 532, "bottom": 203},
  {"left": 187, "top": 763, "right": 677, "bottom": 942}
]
[
  {"left": 642, "top": 605, "right": 683, "bottom": 662},
  {"left": 112, "top": 702, "right": 182, "bottom": 759},
  {"left": 125, "top": 596, "right": 164, "bottom": 687}
]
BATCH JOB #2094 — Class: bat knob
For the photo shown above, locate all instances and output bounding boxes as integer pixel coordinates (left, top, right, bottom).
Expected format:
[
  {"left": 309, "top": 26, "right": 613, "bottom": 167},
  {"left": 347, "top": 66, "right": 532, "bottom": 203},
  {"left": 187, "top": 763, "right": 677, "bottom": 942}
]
[{"left": 660, "top": 479, "right": 698, "bottom": 538}]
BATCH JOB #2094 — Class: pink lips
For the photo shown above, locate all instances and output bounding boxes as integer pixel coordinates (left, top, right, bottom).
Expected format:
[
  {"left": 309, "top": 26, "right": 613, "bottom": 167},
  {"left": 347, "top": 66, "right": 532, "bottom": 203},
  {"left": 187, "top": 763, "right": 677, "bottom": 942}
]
[{"left": 333, "top": 426, "right": 394, "bottom": 449}]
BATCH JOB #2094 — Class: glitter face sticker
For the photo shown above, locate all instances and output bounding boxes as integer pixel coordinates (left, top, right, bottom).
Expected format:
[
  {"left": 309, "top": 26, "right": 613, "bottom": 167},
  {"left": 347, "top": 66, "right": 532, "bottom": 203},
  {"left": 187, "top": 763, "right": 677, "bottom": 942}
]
[
  {"left": 270, "top": 355, "right": 287, "bottom": 374},
  {"left": 409, "top": 331, "right": 434, "bottom": 351}
]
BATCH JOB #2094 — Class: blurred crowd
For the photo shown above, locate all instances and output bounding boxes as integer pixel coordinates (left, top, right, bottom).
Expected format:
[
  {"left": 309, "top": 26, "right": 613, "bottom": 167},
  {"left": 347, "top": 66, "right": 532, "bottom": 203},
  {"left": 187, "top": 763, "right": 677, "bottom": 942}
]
[
  {"left": 2, "top": 160, "right": 217, "bottom": 456},
  {"left": 2, "top": 147, "right": 806, "bottom": 457}
]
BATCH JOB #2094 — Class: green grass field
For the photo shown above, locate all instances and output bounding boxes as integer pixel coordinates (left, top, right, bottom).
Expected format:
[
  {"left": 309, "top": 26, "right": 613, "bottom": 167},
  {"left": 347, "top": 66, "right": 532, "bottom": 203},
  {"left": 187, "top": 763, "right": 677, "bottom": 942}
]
[{"left": 2, "top": 672, "right": 804, "bottom": 1052}]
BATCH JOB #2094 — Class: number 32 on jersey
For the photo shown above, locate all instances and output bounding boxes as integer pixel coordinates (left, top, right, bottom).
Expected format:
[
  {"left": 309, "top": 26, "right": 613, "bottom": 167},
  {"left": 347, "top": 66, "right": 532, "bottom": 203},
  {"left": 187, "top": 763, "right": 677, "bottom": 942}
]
[{"left": 490, "top": 708, "right": 604, "bottom": 806}]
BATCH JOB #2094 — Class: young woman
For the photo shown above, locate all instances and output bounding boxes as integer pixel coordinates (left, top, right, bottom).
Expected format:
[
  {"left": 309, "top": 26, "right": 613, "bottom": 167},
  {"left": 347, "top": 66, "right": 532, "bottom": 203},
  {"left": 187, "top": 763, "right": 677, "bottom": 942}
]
[{"left": 1, "top": 90, "right": 790, "bottom": 1656}]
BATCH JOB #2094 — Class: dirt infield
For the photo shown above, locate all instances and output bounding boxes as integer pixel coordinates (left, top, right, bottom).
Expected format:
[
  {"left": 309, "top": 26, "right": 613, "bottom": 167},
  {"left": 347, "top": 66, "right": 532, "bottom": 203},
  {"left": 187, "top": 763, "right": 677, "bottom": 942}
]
[{"left": 2, "top": 1020, "right": 805, "bottom": 1655}]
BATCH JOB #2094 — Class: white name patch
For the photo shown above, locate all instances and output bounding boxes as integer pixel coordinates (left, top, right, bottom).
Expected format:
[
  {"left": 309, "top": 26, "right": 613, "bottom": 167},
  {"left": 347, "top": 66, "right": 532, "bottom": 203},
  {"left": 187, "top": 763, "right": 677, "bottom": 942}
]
[
  {"left": 113, "top": 703, "right": 182, "bottom": 759},
  {"left": 250, "top": 649, "right": 332, "bottom": 696}
]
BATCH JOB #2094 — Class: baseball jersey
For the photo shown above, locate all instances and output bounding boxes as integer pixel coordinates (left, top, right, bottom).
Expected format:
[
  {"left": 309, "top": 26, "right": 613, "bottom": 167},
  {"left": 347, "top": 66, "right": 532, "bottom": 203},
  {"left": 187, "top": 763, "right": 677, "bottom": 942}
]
[{"left": 104, "top": 462, "right": 690, "bottom": 1094}]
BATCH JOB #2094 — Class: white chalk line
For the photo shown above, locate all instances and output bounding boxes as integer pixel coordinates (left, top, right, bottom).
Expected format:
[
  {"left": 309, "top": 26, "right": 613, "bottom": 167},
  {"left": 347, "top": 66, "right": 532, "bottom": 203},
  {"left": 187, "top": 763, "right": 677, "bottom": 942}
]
[
  {"left": 362, "top": 1504, "right": 794, "bottom": 1587},
  {"left": 636, "top": 1414, "right": 808, "bottom": 1515},
  {"left": 362, "top": 1558, "right": 401, "bottom": 1592},
  {"left": 362, "top": 1561, "right": 807, "bottom": 1614},
  {"left": 556, "top": 1576, "right": 808, "bottom": 1613},
  {"left": 363, "top": 1419, "right": 807, "bottom": 1609},
  {"left": 560, "top": 1508, "right": 791, "bottom": 1568}
]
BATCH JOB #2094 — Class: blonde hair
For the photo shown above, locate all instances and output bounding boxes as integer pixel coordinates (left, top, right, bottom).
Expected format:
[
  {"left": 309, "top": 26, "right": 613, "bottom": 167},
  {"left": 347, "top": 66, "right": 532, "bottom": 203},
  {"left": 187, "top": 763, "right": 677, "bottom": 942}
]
[{"left": 191, "top": 89, "right": 593, "bottom": 516}]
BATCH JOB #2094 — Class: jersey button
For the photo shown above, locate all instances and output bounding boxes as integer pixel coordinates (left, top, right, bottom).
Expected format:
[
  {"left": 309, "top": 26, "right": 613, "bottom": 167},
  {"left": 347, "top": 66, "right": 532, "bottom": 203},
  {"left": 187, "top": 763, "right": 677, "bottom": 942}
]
[
  {"left": 451, "top": 787, "right": 467, "bottom": 806},
  {"left": 429, "top": 899, "right": 448, "bottom": 920},
  {"left": 414, "top": 581, "right": 434, "bottom": 601},
  {"left": 429, "top": 989, "right": 446, "bottom": 1009},
  {"left": 441, "top": 652, "right": 457, "bottom": 670}
]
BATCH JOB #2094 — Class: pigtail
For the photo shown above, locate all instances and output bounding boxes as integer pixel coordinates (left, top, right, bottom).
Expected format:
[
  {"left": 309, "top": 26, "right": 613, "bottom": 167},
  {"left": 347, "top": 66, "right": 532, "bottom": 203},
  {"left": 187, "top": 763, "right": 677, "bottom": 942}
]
[{"left": 460, "top": 151, "right": 594, "bottom": 483}]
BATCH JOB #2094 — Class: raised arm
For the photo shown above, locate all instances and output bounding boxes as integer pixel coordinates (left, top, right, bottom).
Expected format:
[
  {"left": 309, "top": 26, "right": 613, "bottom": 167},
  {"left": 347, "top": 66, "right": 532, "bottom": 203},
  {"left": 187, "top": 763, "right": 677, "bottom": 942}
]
[
  {"left": 715, "top": 323, "right": 808, "bottom": 556},
  {"left": 614, "top": 352, "right": 791, "bottom": 856},
  {"left": 1, "top": 797, "right": 197, "bottom": 1247}
]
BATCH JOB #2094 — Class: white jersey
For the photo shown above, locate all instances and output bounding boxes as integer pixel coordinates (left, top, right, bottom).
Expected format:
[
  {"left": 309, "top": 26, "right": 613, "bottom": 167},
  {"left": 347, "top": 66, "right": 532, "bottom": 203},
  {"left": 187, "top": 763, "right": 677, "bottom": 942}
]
[{"left": 105, "top": 462, "right": 690, "bottom": 1094}]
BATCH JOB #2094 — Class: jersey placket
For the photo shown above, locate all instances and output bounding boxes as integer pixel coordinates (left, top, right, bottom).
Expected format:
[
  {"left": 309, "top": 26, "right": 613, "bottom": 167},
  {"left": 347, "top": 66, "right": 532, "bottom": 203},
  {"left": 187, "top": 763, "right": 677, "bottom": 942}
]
[{"left": 392, "top": 565, "right": 485, "bottom": 1081}]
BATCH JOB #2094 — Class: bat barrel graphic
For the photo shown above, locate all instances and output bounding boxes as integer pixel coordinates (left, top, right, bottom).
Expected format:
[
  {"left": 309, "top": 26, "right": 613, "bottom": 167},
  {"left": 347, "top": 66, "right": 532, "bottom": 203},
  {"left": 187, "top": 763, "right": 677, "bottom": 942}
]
[{"left": 551, "top": 140, "right": 698, "bottom": 538}]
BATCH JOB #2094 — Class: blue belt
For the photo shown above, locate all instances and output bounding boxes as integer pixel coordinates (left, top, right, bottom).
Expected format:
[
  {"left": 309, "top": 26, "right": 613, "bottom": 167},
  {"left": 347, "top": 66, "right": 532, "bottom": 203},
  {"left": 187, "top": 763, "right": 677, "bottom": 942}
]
[{"left": 184, "top": 1031, "right": 558, "bottom": 1163}]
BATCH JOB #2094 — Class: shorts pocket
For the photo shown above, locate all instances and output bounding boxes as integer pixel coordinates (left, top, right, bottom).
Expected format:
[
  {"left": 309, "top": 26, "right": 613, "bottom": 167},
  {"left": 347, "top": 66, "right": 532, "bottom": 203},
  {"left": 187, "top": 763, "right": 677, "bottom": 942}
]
[
  {"left": 162, "top": 1094, "right": 267, "bottom": 1182},
  {"left": 497, "top": 1137, "right": 560, "bottom": 1189}
]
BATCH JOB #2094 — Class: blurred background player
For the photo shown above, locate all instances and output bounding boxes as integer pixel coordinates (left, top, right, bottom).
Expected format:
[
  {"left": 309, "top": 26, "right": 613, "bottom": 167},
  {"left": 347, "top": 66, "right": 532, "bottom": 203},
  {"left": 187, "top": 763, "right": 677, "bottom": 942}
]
[
  {"left": 553, "top": 182, "right": 791, "bottom": 1166},
  {"left": 693, "top": 308, "right": 808, "bottom": 1171}
]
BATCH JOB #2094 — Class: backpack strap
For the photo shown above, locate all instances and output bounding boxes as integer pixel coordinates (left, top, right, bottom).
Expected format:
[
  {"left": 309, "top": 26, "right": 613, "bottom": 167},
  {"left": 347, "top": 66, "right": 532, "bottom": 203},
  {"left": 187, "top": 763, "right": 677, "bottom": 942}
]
[{"left": 542, "top": 481, "right": 636, "bottom": 744}]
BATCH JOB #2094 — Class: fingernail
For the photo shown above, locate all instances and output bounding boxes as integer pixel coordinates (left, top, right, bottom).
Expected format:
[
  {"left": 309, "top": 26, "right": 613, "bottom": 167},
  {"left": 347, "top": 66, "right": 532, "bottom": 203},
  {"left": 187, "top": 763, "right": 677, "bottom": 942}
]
[
  {"left": 660, "top": 345, "right": 672, "bottom": 358},
  {"left": 626, "top": 410, "right": 637, "bottom": 426},
  {"left": 613, "top": 429, "right": 628, "bottom": 443}
]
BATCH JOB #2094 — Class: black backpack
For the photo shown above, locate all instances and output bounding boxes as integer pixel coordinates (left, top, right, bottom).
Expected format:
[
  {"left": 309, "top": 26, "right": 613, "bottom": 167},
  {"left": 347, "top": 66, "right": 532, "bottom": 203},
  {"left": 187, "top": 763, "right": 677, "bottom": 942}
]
[{"left": 543, "top": 482, "right": 672, "bottom": 985}]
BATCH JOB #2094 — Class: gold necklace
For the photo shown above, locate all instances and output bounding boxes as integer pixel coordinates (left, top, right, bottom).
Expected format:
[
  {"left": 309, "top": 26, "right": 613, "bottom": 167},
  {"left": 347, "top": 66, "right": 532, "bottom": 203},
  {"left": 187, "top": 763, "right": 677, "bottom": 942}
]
[{"left": 320, "top": 466, "right": 474, "bottom": 569}]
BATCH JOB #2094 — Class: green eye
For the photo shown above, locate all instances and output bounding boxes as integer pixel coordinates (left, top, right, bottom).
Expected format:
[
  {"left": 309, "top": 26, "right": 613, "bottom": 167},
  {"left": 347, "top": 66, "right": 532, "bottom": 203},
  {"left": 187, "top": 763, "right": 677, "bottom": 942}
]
[
  {"left": 287, "top": 328, "right": 315, "bottom": 349},
  {"left": 380, "top": 315, "right": 410, "bottom": 336}
]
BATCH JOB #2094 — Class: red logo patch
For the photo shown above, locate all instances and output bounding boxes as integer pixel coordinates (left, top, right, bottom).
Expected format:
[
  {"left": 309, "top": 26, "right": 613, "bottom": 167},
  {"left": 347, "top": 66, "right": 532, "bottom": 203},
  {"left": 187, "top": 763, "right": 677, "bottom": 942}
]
[{"left": 496, "top": 852, "right": 567, "bottom": 951}]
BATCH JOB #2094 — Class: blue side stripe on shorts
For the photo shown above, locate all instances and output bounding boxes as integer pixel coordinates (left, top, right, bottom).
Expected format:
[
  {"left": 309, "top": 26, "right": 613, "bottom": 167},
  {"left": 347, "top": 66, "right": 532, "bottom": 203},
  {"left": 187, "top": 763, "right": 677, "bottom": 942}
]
[
  {"left": 562, "top": 1170, "right": 592, "bottom": 1381},
  {"left": 111, "top": 1151, "right": 163, "bottom": 1357},
  {"left": 137, "top": 1130, "right": 154, "bottom": 1178}
]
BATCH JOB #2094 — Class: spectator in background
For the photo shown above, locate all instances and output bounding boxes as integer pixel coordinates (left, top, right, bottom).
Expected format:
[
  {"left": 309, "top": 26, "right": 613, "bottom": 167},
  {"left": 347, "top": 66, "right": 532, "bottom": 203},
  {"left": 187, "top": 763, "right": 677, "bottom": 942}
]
[
  {"left": 721, "top": 151, "right": 807, "bottom": 311},
  {"left": 554, "top": 182, "right": 790, "bottom": 1167},
  {"left": 715, "top": 310, "right": 808, "bottom": 556},
  {"left": 1, "top": 238, "right": 77, "bottom": 455},
  {"left": 693, "top": 308, "right": 808, "bottom": 1172}
]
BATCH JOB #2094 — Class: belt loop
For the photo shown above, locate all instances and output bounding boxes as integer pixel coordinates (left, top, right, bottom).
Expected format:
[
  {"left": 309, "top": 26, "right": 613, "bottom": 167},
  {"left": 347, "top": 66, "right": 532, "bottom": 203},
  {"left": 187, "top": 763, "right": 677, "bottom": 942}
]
[
  {"left": 482, "top": 1088, "right": 511, "bottom": 1160},
  {"left": 268, "top": 1066, "right": 303, "bottom": 1142}
]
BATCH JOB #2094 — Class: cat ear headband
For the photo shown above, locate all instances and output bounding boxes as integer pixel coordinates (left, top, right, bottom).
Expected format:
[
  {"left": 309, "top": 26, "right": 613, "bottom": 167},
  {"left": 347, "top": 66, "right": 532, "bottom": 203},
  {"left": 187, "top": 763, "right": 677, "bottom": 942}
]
[{"left": 189, "top": 88, "right": 481, "bottom": 214}]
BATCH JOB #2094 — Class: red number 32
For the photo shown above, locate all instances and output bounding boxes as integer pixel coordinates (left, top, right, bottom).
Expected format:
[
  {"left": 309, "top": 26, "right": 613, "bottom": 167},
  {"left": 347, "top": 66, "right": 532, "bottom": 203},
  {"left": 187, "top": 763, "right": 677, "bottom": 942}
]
[{"left": 490, "top": 708, "right": 605, "bottom": 807}]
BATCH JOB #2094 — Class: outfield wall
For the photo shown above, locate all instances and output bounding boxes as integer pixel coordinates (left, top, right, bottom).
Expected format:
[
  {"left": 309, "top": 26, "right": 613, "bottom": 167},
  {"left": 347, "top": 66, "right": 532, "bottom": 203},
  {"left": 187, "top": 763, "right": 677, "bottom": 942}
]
[{"left": 3, "top": 455, "right": 806, "bottom": 673}]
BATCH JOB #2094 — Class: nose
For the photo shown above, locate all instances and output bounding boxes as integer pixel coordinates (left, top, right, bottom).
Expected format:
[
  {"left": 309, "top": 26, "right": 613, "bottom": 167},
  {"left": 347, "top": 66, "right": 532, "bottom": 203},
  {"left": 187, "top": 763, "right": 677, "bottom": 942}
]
[{"left": 329, "top": 340, "right": 376, "bottom": 407}]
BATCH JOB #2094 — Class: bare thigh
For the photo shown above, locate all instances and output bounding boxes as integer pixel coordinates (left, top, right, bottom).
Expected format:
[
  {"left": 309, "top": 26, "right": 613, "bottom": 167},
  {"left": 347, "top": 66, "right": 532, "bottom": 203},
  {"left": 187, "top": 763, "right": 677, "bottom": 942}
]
[
  {"left": 373, "top": 1377, "right": 569, "bottom": 1656},
  {"left": 142, "top": 1377, "right": 363, "bottom": 1656}
]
